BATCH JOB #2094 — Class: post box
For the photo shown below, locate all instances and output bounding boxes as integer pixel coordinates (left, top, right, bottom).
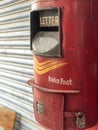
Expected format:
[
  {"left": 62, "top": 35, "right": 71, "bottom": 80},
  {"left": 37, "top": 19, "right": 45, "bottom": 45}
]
[{"left": 28, "top": 0, "right": 98, "bottom": 129}]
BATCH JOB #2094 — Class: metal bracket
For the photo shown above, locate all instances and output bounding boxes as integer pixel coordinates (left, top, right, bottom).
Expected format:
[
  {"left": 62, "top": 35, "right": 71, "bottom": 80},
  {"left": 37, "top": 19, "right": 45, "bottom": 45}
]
[{"left": 75, "top": 112, "right": 86, "bottom": 129}]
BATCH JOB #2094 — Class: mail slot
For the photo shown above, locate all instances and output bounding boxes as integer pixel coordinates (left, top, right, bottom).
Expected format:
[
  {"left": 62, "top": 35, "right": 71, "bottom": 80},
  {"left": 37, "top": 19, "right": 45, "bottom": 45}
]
[
  {"left": 30, "top": 8, "right": 61, "bottom": 57},
  {"left": 28, "top": 0, "right": 98, "bottom": 130}
]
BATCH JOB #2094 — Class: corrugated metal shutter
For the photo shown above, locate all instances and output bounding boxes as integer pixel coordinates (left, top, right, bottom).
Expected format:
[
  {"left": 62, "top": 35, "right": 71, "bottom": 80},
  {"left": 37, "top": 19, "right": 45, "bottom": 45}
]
[{"left": 0, "top": 0, "right": 43, "bottom": 130}]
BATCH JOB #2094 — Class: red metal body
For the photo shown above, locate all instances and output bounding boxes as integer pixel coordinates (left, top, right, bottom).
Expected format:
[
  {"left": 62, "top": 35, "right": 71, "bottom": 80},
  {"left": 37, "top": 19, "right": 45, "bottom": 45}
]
[{"left": 28, "top": 0, "right": 98, "bottom": 130}]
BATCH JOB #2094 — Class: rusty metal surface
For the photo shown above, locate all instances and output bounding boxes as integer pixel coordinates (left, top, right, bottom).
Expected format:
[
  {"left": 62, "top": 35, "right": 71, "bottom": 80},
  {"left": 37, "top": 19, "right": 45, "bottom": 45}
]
[{"left": 31, "top": 0, "right": 98, "bottom": 130}]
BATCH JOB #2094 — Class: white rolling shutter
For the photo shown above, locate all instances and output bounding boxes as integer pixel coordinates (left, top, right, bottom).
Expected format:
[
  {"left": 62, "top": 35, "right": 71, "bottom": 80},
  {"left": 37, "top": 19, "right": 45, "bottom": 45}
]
[{"left": 0, "top": 0, "right": 43, "bottom": 130}]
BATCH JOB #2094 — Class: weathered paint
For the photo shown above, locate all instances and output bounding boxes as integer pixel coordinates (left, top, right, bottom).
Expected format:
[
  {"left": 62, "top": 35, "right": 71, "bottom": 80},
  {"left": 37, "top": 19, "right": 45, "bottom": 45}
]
[{"left": 29, "top": 0, "right": 98, "bottom": 130}]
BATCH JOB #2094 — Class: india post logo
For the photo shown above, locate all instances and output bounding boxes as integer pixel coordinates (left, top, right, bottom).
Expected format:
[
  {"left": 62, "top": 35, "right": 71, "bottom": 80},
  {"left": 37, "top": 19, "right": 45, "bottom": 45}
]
[{"left": 34, "top": 57, "right": 68, "bottom": 75}]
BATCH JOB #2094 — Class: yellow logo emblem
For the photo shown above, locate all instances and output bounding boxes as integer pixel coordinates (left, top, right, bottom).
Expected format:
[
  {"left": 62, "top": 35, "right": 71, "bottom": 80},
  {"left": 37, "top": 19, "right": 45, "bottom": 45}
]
[{"left": 34, "top": 57, "right": 68, "bottom": 75}]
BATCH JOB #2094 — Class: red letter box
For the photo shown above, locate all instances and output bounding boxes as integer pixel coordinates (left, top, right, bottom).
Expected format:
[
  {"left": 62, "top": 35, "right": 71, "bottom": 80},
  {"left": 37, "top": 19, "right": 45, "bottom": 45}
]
[{"left": 28, "top": 0, "right": 98, "bottom": 129}]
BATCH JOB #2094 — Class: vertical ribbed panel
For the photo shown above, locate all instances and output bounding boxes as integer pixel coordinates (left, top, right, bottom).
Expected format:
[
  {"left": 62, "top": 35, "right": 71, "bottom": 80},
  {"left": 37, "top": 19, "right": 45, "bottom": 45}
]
[{"left": 0, "top": 0, "right": 43, "bottom": 130}]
